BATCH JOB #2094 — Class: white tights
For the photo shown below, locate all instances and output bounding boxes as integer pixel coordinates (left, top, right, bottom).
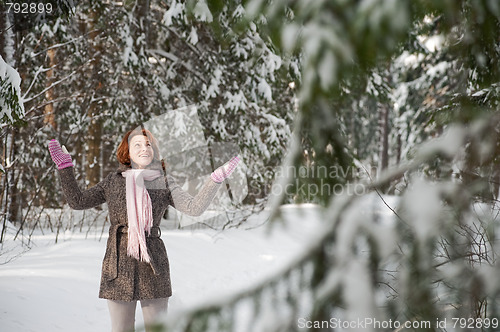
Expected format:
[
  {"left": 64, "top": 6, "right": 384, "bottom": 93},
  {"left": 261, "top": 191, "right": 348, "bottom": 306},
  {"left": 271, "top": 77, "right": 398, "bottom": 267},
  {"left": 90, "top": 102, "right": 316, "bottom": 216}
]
[{"left": 107, "top": 298, "right": 169, "bottom": 332}]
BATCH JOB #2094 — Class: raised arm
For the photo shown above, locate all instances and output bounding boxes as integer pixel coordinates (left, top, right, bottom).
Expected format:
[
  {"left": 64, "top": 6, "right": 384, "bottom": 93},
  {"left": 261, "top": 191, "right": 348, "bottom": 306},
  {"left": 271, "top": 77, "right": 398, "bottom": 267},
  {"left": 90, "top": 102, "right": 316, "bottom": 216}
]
[
  {"left": 168, "top": 176, "right": 221, "bottom": 216},
  {"left": 48, "top": 139, "right": 106, "bottom": 210},
  {"left": 168, "top": 156, "right": 240, "bottom": 216}
]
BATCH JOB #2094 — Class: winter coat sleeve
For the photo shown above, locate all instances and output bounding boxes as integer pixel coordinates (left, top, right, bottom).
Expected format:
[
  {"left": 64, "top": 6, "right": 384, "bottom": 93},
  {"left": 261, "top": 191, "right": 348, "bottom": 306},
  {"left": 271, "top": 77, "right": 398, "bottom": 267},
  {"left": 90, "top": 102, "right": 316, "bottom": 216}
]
[
  {"left": 167, "top": 176, "right": 221, "bottom": 216},
  {"left": 58, "top": 167, "right": 107, "bottom": 210}
]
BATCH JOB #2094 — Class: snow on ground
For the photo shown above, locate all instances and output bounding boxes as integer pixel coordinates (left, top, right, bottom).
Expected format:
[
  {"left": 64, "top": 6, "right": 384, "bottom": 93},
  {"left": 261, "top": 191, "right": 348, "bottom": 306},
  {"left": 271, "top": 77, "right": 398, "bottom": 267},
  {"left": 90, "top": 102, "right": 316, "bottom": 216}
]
[{"left": 0, "top": 204, "right": 324, "bottom": 332}]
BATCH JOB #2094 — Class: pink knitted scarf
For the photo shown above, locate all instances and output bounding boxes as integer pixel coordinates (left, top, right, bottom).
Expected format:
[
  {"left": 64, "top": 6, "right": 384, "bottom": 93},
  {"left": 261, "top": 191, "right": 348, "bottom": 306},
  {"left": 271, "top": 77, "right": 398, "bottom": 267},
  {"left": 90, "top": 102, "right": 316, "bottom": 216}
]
[{"left": 122, "top": 169, "right": 162, "bottom": 262}]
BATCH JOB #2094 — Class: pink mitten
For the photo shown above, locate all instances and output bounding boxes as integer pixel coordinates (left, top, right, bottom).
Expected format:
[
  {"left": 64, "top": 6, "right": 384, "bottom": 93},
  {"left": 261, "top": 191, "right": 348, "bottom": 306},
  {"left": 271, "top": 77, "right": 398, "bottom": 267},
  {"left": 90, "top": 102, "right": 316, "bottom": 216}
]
[
  {"left": 48, "top": 139, "right": 74, "bottom": 170},
  {"left": 211, "top": 156, "right": 240, "bottom": 183}
]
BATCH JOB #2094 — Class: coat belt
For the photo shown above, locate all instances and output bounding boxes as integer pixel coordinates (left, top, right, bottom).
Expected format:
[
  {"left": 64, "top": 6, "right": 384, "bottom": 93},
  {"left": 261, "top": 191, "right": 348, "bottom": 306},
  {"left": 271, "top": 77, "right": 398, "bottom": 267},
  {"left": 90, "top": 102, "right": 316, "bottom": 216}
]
[
  {"left": 117, "top": 225, "right": 162, "bottom": 237},
  {"left": 107, "top": 225, "right": 162, "bottom": 281}
]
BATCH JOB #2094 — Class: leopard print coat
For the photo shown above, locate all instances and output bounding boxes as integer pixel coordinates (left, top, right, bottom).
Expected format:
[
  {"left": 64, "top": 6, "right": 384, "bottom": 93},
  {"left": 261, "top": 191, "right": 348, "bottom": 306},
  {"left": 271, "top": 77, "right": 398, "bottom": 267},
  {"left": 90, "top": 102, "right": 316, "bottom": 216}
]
[{"left": 58, "top": 165, "right": 220, "bottom": 301}]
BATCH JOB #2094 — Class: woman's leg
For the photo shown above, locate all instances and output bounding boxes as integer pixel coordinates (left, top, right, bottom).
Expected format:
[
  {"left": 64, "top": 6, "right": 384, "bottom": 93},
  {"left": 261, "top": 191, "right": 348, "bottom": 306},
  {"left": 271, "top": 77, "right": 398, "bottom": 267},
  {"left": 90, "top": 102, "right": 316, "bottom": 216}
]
[
  {"left": 140, "top": 298, "right": 169, "bottom": 331},
  {"left": 107, "top": 299, "right": 137, "bottom": 332}
]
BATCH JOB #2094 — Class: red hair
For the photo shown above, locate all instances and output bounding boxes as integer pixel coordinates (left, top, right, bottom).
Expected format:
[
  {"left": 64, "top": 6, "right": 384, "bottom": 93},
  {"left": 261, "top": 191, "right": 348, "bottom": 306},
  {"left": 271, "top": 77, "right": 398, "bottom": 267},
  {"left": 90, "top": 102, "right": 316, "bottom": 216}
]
[{"left": 116, "top": 128, "right": 162, "bottom": 167}]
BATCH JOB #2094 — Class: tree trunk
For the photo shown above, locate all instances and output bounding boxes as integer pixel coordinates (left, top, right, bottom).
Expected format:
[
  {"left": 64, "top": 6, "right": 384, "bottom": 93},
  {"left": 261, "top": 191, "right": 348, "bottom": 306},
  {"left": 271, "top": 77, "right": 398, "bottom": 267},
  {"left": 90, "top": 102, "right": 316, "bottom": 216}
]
[
  {"left": 396, "top": 132, "right": 401, "bottom": 165},
  {"left": 378, "top": 104, "right": 390, "bottom": 192},
  {"left": 86, "top": 106, "right": 102, "bottom": 187},
  {"left": 6, "top": 129, "right": 19, "bottom": 222},
  {"left": 85, "top": 10, "right": 103, "bottom": 188},
  {"left": 0, "top": 12, "right": 21, "bottom": 226},
  {"left": 0, "top": 10, "right": 9, "bottom": 231},
  {"left": 132, "top": 0, "right": 151, "bottom": 115},
  {"left": 379, "top": 104, "right": 389, "bottom": 172},
  {"left": 43, "top": 48, "right": 57, "bottom": 129}
]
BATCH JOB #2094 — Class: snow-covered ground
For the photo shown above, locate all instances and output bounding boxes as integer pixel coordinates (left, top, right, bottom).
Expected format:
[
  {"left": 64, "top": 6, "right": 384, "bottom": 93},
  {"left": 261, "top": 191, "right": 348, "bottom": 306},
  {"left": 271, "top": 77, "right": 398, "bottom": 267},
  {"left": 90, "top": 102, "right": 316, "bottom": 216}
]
[{"left": 0, "top": 205, "right": 324, "bottom": 332}]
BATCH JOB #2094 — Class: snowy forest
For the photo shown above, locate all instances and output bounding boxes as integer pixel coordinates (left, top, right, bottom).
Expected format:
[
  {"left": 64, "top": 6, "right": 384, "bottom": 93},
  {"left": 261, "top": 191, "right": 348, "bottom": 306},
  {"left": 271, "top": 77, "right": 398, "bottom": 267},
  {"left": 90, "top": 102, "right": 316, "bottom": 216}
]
[{"left": 2, "top": 0, "right": 500, "bottom": 331}]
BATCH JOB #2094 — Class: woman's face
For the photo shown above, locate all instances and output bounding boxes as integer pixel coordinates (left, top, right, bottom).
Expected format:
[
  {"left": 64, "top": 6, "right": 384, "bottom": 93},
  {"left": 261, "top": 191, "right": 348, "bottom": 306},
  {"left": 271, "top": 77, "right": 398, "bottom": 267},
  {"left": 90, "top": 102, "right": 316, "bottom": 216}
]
[{"left": 129, "top": 134, "right": 154, "bottom": 168}]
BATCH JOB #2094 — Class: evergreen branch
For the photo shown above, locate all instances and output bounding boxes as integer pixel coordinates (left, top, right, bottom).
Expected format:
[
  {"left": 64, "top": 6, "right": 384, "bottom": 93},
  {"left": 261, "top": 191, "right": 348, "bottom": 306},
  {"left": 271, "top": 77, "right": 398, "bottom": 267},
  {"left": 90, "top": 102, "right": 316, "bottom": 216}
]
[
  {"left": 30, "top": 30, "right": 100, "bottom": 57},
  {"left": 21, "top": 65, "right": 56, "bottom": 101},
  {"left": 22, "top": 71, "right": 77, "bottom": 103},
  {"left": 145, "top": 49, "right": 208, "bottom": 85}
]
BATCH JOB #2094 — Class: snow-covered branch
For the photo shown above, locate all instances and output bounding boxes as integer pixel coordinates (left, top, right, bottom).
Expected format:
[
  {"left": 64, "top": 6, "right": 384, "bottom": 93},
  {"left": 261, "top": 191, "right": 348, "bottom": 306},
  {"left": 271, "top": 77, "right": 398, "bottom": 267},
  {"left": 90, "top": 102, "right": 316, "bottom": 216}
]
[{"left": 22, "top": 70, "right": 76, "bottom": 103}]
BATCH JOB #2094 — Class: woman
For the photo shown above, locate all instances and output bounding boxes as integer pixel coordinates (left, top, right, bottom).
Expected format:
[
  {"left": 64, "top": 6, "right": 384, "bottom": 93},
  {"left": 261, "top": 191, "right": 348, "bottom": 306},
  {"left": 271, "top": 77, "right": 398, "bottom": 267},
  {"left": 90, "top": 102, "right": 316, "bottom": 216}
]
[{"left": 48, "top": 128, "right": 240, "bottom": 332}]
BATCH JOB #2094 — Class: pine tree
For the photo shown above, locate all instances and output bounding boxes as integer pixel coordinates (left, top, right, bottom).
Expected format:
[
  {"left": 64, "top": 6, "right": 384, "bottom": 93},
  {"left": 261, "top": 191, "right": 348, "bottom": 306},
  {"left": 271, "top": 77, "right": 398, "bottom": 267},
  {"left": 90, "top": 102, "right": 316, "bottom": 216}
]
[
  {"left": 158, "top": 1, "right": 500, "bottom": 331},
  {"left": 2, "top": 0, "right": 296, "bottom": 233}
]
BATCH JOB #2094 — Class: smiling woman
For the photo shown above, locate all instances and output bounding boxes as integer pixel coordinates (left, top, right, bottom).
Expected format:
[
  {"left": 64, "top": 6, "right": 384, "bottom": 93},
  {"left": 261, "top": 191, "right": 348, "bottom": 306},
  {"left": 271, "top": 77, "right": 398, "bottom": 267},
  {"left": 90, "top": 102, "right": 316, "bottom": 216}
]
[
  {"left": 116, "top": 128, "right": 163, "bottom": 170},
  {"left": 129, "top": 135, "right": 154, "bottom": 168},
  {"left": 47, "top": 128, "right": 240, "bottom": 332}
]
